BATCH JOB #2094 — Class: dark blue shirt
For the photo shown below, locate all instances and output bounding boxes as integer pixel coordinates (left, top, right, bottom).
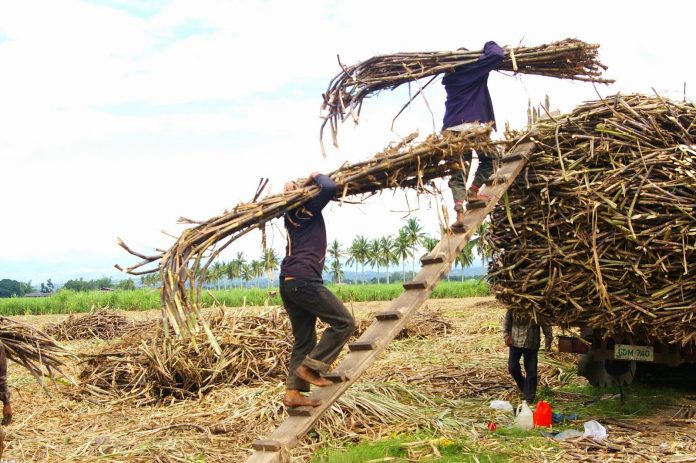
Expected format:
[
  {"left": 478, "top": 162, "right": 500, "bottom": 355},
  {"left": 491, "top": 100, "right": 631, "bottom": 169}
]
[
  {"left": 280, "top": 174, "right": 337, "bottom": 280},
  {"left": 442, "top": 41, "right": 504, "bottom": 130}
]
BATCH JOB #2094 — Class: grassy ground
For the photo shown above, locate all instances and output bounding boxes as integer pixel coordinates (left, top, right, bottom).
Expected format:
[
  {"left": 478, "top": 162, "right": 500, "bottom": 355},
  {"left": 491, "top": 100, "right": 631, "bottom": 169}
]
[
  {"left": 0, "top": 279, "right": 489, "bottom": 315},
  {"left": 1, "top": 297, "right": 694, "bottom": 462}
]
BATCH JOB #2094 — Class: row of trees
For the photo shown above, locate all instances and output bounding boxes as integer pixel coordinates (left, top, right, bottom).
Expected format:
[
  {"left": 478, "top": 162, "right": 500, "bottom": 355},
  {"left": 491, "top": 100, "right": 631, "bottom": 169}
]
[
  {"left": 157, "top": 217, "right": 491, "bottom": 289},
  {"left": 328, "top": 218, "right": 490, "bottom": 284}
]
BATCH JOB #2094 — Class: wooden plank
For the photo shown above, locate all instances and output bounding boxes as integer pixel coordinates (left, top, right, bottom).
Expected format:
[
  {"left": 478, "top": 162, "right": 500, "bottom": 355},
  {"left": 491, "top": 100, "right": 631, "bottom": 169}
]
[
  {"left": 376, "top": 310, "right": 403, "bottom": 321},
  {"left": 251, "top": 440, "right": 283, "bottom": 452},
  {"left": 244, "top": 138, "right": 536, "bottom": 463},
  {"left": 348, "top": 340, "right": 377, "bottom": 351},
  {"left": 322, "top": 371, "right": 349, "bottom": 382},
  {"left": 420, "top": 253, "right": 445, "bottom": 265}
]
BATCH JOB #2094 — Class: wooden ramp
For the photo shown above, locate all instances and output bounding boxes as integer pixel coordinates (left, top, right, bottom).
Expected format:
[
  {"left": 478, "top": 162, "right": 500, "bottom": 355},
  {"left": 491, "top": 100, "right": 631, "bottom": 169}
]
[{"left": 245, "top": 137, "right": 536, "bottom": 463}]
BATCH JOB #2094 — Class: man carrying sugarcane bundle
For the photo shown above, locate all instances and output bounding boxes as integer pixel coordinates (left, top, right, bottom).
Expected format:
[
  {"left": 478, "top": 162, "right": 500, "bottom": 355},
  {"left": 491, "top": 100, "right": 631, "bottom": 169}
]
[
  {"left": 279, "top": 172, "right": 356, "bottom": 408},
  {"left": 442, "top": 40, "right": 504, "bottom": 229}
]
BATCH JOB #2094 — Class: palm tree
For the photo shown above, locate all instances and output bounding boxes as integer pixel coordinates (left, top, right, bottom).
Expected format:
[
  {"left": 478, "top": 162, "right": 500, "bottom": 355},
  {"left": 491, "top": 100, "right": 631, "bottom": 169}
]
[
  {"left": 327, "top": 240, "right": 343, "bottom": 284},
  {"left": 393, "top": 229, "right": 413, "bottom": 281},
  {"left": 261, "top": 248, "right": 280, "bottom": 286},
  {"left": 420, "top": 235, "right": 439, "bottom": 256},
  {"left": 240, "top": 263, "right": 253, "bottom": 287},
  {"left": 346, "top": 235, "right": 369, "bottom": 285},
  {"left": 377, "top": 236, "right": 397, "bottom": 284},
  {"left": 250, "top": 260, "right": 264, "bottom": 288},
  {"left": 455, "top": 241, "right": 476, "bottom": 282},
  {"left": 329, "top": 258, "right": 344, "bottom": 284},
  {"left": 472, "top": 221, "right": 492, "bottom": 270},
  {"left": 403, "top": 217, "right": 426, "bottom": 275},
  {"left": 210, "top": 261, "right": 226, "bottom": 290},
  {"left": 231, "top": 252, "right": 247, "bottom": 288},
  {"left": 225, "top": 261, "right": 238, "bottom": 289},
  {"left": 368, "top": 238, "right": 382, "bottom": 284}
]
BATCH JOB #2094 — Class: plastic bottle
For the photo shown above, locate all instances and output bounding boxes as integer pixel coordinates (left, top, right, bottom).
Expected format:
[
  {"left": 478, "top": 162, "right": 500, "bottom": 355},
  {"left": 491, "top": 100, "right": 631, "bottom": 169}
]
[
  {"left": 533, "top": 400, "right": 552, "bottom": 427},
  {"left": 515, "top": 401, "right": 534, "bottom": 430}
]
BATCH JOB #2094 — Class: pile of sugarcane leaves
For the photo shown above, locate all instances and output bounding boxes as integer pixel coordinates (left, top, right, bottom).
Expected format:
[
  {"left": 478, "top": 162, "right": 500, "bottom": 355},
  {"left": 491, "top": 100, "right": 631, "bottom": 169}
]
[
  {"left": 45, "top": 307, "right": 132, "bottom": 341},
  {"left": 78, "top": 308, "right": 458, "bottom": 404},
  {"left": 78, "top": 309, "right": 293, "bottom": 404},
  {"left": 320, "top": 38, "right": 613, "bottom": 150},
  {"left": 487, "top": 93, "right": 696, "bottom": 345},
  {"left": 0, "top": 316, "right": 74, "bottom": 384},
  {"left": 117, "top": 126, "right": 505, "bottom": 345}
]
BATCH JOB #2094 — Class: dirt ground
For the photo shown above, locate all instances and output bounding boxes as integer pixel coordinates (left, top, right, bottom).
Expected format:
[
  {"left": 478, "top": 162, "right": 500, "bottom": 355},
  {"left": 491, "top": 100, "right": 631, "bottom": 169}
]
[{"left": 2, "top": 297, "right": 695, "bottom": 462}]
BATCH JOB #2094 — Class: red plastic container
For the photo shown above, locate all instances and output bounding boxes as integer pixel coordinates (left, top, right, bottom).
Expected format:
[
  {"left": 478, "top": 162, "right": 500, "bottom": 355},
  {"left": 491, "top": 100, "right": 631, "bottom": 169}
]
[{"left": 533, "top": 401, "right": 552, "bottom": 427}]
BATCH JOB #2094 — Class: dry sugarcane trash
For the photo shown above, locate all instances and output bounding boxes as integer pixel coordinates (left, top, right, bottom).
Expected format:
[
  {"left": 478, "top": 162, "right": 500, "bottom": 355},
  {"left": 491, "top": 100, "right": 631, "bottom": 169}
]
[{"left": 487, "top": 93, "right": 696, "bottom": 346}]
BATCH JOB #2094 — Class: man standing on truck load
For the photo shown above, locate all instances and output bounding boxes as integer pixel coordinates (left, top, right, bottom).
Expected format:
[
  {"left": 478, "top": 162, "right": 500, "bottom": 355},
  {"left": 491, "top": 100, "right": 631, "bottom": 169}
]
[
  {"left": 279, "top": 172, "right": 356, "bottom": 408},
  {"left": 503, "top": 309, "right": 553, "bottom": 403},
  {"left": 442, "top": 40, "right": 504, "bottom": 229}
]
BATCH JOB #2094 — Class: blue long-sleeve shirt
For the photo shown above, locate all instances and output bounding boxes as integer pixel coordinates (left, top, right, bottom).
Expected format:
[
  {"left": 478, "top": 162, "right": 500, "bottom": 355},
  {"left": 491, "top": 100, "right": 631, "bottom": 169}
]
[
  {"left": 280, "top": 174, "right": 337, "bottom": 280},
  {"left": 442, "top": 41, "right": 504, "bottom": 131}
]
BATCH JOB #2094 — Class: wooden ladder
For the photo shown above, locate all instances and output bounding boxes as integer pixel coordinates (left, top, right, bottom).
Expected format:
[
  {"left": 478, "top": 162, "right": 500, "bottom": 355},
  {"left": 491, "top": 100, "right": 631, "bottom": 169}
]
[{"left": 245, "top": 138, "right": 536, "bottom": 463}]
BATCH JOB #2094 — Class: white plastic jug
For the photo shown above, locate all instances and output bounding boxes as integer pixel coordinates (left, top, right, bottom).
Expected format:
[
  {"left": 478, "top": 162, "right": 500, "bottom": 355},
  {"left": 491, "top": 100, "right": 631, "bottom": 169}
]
[{"left": 515, "top": 401, "right": 534, "bottom": 430}]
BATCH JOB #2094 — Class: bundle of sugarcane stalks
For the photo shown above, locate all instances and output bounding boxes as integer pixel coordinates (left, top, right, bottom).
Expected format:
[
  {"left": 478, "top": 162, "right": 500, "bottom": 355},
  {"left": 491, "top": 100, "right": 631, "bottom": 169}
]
[
  {"left": 79, "top": 309, "right": 293, "bottom": 404},
  {"left": 0, "top": 316, "right": 74, "bottom": 384},
  {"left": 45, "top": 307, "right": 132, "bottom": 341},
  {"left": 321, "top": 38, "right": 613, "bottom": 151},
  {"left": 118, "top": 126, "right": 499, "bottom": 345},
  {"left": 487, "top": 93, "right": 696, "bottom": 345}
]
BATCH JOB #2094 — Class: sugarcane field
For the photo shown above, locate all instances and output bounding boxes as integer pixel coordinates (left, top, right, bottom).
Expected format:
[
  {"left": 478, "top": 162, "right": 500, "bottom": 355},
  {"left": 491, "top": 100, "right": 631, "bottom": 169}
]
[{"left": 1, "top": 3, "right": 695, "bottom": 463}]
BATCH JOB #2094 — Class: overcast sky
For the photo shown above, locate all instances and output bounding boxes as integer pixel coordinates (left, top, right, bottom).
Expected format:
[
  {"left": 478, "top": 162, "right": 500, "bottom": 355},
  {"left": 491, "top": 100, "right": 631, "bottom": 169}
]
[{"left": 1, "top": 0, "right": 694, "bottom": 283}]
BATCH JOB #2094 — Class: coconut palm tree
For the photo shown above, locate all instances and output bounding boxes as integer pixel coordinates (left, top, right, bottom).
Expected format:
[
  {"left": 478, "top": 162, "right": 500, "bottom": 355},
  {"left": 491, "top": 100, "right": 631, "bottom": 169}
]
[
  {"left": 368, "top": 238, "right": 382, "bottom": 284},
  {"left": 455, "top": 241, "right": 476, "bottom": 282},
  {"left": 261, "top": 248, "right": 280, "bottom": 286},
  {"left": 420, "top": 235, "right": 439, "bottom": 256},
  {"left": 210, "top": 261, "right": 226, "bottom": 290},
  {"left": 346, "top": 235, "right": 370, "bottom": 285},
  {"left": 403, "top": 217, "right": 426, "bottom": 275},
  {"left": 377, "top": 236, "right": 397, "bottom": 284},
  {"left": 250, "top": 260, "right": 264, "bottom": 288},
  {"left": 327, "top": 240, "right": 343, "bottom": 284},
  {"left": 472, "top": 221, "right": 492, "bottom": 270},
  {"left": 240, "top": 263, "right": 253, "bottom": 287},
  {"left": 393, "top": 229, "right": 413, "bottom": 281},
  {"left": 231, "top": 252, "right": 247, "bottom": 288}
]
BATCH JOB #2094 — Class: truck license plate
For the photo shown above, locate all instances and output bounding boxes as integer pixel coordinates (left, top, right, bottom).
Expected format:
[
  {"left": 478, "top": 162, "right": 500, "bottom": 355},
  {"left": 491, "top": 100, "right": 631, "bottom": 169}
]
[{"left": 614, "top": 344, "right": 654, "bottom": 362}]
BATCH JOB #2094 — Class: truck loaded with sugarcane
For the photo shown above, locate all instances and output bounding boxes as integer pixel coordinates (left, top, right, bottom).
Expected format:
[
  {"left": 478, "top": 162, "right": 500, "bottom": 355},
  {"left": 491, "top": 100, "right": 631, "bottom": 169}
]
[{"left": 487, "top": 94, "right": 696, "bottom": 386}]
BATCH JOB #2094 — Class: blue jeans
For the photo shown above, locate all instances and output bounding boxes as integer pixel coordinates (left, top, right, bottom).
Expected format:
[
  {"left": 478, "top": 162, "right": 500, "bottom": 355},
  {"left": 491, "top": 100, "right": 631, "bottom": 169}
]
[
  {"left": 508, "top": 346, "right": 539, "bottom": 403},
  {"left": 280, "top": 278, "right": 355, "bottom": 392}
]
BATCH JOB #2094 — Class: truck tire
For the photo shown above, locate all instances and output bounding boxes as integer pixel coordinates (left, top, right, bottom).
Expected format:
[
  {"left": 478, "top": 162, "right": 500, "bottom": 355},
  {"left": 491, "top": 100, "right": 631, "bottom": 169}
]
[{"left": 578, "top": 354, "right": 636, "bottom": 387}]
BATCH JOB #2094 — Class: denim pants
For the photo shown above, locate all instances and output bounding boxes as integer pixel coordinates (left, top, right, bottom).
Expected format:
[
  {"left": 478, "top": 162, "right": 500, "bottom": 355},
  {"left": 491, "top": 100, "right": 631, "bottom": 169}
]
[
  {"left": 280, "top": 278, "right": 355, "bottom": 392},
  {"left": 508, "top": 346, "right": 539, "bottom": 403}
]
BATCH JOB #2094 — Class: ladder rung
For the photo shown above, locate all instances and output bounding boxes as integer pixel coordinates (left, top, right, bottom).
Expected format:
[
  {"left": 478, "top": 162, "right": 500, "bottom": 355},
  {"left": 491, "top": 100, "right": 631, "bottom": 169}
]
[
  {"left": 403, "top": 280, "right": 427, "bottom": 290},
  {"left": 348, "top": 340, "right": 377, "bottom": 351},
  {"left": 323, "top": 371, "right": 349, "bottom": 382},
  {"left": 376, "top": 310, "right": 403, "bottom": 321},
  {"left": 252, "top": 439, "right": 283, "bottom": 452},
  {"left": 485, "top": 174, "right": 510, "bottom": 186},
  {"left": 287, "top": 406, "right": 313, "bottom": 417},
  {"left": 502, "top": 153, "right": 523, "bottom": 163},
  {"left": 420, "top": 253, "right": 445, "bottom": 264},
  {"left": 467, "top": 200, "right": 488, "bottom": 209},
  {"left": 451, "top": 224, "right": 468, "bottom": 234}
]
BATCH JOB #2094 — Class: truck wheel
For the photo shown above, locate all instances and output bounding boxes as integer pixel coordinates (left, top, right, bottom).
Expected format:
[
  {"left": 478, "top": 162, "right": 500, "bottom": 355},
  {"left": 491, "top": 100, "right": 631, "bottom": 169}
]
[{"left": 578, "top": 354, "right": 636, "bottom": 386}]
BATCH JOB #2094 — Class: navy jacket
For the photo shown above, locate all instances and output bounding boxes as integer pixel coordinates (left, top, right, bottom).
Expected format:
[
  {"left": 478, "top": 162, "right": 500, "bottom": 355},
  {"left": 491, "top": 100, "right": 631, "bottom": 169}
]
[
  {"left": 280, "top": 174, "right": 337, "bottom": 280},
  {"left": 442, "top": 41, "right": 504, "bottom": 130}
]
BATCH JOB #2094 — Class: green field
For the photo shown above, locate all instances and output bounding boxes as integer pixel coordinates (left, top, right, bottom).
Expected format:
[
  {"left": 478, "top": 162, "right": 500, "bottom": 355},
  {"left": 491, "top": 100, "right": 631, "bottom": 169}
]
[{"left": 0, "top": 280, "right": 489, "bottom": 315}]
